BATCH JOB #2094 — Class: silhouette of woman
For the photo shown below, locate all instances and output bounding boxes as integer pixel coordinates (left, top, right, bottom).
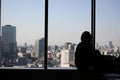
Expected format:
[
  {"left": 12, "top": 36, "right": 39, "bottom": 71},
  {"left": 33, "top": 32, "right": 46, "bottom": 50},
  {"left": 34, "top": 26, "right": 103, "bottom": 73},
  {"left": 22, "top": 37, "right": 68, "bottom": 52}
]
[
  {"left": 75, "top": 31, "right": 94, "bottom": 71},
  {"left": 75, "top": 31, "right": 116, "bottom": 72}
]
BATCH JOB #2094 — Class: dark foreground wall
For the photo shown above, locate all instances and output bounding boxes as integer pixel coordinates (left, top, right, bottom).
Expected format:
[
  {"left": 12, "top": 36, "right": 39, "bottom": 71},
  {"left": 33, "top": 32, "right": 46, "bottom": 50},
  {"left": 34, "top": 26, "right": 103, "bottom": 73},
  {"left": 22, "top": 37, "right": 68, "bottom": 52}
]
[{"left": 1, "top": 69, "right": 120, "bottom": 80}]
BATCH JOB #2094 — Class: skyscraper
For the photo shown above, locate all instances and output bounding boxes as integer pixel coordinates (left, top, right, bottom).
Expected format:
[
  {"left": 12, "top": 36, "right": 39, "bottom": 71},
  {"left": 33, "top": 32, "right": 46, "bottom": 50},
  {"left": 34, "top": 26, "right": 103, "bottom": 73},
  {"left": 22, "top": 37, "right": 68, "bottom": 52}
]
[
  {"left": 0, "top": 0, "right": 2, "bottom": 66},
  {"left": 109, "top": 41, "right": 114, "bottom": 49},
  {"left": 61, "top": 49, "right": 74, "bottom": 67},
  {"left": 61, "top": 42, "right": 76, "bottom": 67},
  {"left": 64, "top": 42, "right": 72, "bottom": 50},
  {"left": 2, "top": 25, "right": 17, "bottom": 63},
  {"left": 0, "top": 36, "right": 2, "bottom": 66},
  {"left": 34, "top": 38, "right": 45, "bottom": 58}
]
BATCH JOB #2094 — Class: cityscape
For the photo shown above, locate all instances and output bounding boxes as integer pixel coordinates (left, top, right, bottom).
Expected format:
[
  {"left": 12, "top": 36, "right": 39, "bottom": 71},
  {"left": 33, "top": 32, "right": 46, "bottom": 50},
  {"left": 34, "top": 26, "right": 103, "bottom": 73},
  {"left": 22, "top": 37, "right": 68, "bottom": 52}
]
[
  {"left": 0, "top": 25, "right": 45, "bottom": 68},
  {"left": 0, "top": 25, "right": 120, "bottom": 69},
  {"left": 0, "top": 0, "right": 120, "bottom": 79}
]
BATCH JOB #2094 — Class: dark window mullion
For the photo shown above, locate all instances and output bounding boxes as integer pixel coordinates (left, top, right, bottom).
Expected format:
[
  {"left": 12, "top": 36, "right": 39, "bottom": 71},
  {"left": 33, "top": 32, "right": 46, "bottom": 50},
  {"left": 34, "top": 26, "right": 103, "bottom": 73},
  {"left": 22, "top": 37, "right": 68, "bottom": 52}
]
[
  {"left": 91, "top": 0, "right": 96, "bottom": 50},
  {"left": 44, "top": 0, "right": 48, "bottom": 70}
]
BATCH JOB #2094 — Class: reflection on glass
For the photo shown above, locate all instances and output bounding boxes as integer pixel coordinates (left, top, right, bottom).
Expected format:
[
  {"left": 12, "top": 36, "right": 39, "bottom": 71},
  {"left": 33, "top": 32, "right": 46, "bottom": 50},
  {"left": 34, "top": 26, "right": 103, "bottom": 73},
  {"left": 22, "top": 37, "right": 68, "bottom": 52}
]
[
  {"left": 48, "top": 0, "right": 91, "bottom": 69},
  {"left": 1, "top": 0, "right": 44, "bottom": 69},
  {"left": 96, "top": 0, "right": 120, "bottom": 57}
]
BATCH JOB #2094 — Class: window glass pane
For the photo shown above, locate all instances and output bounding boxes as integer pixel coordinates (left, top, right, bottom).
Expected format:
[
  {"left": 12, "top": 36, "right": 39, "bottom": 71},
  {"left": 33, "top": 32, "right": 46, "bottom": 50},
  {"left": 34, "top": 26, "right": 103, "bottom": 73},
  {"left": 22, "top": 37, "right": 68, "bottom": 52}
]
[
  {"left": 1, "top": 0, "right": 44, "bottom": 69},
  {"left": 96, "top": 0, "right": 120, "bottom": 57},
  {"left": 48, "top": 0, "right": 91, "bottom": 69}
]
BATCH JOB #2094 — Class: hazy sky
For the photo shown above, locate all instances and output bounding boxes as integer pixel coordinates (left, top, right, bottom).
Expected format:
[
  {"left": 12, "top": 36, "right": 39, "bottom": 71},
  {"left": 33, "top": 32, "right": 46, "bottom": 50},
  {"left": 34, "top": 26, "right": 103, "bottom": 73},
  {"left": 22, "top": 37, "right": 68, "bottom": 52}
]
[
  {"left": 96, "top": 0, "right": 120, "bottom": 46},
  {"left": 1, "top": 0, "right": 120, "bottom": 46},
  {"left": 48, "top": 0, "right": 91, "bottom": 46},
  {"left": 1, "top": 0, "right": 45, "bottom": 46}
]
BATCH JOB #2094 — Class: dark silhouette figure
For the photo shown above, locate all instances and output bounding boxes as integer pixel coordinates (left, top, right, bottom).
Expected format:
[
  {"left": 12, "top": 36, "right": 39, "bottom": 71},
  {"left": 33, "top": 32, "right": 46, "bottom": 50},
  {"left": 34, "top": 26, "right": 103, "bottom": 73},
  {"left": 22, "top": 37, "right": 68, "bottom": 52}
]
[
  {"left": 75, "top": 31, "right": 117, "bottom": 73},
  {"left": 74, "top": 31, "right": 120, "bottom": 79},
  {"left": 75, "top": 31, "right": 93, "bottom": 71}
]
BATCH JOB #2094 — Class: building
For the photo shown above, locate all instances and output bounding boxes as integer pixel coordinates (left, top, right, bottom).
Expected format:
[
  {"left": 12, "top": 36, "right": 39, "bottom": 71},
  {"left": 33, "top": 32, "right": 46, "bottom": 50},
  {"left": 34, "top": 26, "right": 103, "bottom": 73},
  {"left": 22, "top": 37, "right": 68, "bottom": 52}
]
[
  {"left": 54, "top": 45, "right": 59, "bottom": 52},
  {"left": 0, "top": 23, "right": 2, "bottom": 66},
  {"left": 34, "top": 38, "right": 45, "bottom": 58},
  {"left": 64, "top": 42, "right": 76, "bottom": 50},
  {"left": 60, "top": 42, "right": 77, "bottom": 67},
  {"left": 64, "top": 42, "right": 72, "bottom": 50},
  {"left": 61, "top": 49, "right": 74, "bottom": 67},
  {"left": 2, "top": 25, "right": 17, "bottom": 64},
  {"left": 109, "top": 41, "right": 114, "bottom": 49},
  {"left": 18, "top": 47, "right": 27, "bottom": 53},
  {"left": 0, "top": 36, "right": 2, "bottom": 66}
]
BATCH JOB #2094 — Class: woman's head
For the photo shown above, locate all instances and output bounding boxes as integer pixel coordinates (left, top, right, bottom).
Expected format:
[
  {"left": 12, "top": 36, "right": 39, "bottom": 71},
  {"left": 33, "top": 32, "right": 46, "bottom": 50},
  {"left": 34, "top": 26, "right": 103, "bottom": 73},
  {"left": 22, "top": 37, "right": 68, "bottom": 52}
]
[{"left": 81, "top": 31, "right": 92, "bottom": 43}]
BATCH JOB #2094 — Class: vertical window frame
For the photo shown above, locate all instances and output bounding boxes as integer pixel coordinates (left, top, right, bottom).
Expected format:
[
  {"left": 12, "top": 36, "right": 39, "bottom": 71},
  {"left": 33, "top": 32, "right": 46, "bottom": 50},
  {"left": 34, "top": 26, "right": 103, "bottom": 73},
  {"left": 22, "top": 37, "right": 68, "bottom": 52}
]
[
  {"left": 91, "top": 0, "right": 96, "bottom": 50},
  {"left": 45, "top": 0, "right": 48, "bottom": 70}
]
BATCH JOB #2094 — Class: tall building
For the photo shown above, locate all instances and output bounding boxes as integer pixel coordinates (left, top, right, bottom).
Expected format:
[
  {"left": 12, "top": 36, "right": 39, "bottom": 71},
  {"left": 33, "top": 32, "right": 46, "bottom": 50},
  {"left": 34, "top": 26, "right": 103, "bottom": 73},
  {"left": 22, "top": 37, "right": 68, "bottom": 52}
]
[
  {"left": 54, "top": 45, "right": 59, "bottom": 52},
  {"left": 0, "top": 0, "right": 2, "bottom": 66},
  {"left": 61, "top": 49, "right": 74, "bottom": 67},
  {"left": 2, "top": 25, "right": 17, "bottom": 63},
  {"left": 109, "top": 41, "right": 114, "bottom": 49},
  {"left": 64, "top": 42, "right": 72, "bottom": 50},
  {"left": 0, "top": 36, "right": 2, "bottom": 66},
  {"left": 61, "top": 42, "right": 77, "bottom": 67},
  {"left": 95, "top": 43, "right": 99, "bottom": 49},
  {"left": 34, "top": 38, "right": 45, "bottom": 58}
]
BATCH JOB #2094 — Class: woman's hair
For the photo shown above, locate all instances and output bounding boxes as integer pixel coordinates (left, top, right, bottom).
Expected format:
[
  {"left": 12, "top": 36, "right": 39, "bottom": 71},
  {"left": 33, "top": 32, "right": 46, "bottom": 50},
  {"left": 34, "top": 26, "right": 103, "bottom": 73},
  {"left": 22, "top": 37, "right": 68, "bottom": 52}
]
[{"left": 81, "top": 31, "right": 92, "bottom": 43}]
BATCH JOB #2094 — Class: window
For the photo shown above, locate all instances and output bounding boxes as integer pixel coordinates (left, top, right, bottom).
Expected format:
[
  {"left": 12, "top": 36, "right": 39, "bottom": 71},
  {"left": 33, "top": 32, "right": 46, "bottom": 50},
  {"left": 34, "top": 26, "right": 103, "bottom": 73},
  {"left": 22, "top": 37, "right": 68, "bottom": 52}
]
[
  {"left": 1, "top": 0, "right": 120, "bottom": 79},
  {"left": 1, "top": 0, "right": 44, "bottom": 69},
  {"left": 0, "top": 0, "right": 95, "bottom": 70},
  {"left": 48, "top": 0, "right": 91, "bottom": 69},
  {"left": 96, "top": 0, "right": 120, "bottom": 57}
]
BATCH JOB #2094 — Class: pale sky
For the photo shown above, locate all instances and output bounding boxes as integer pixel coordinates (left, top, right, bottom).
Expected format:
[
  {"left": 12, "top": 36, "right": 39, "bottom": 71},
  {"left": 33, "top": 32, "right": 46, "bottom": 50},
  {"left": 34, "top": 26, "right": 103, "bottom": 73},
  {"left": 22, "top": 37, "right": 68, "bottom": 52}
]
[
  {"left": 1, "top": 0, "right": 120, "bottom": 47},
  {"left": 1, "top": 0, "right": 45, "bottom": 46},
  {"left": 96, "top": 0, "right": 120, "bottom": 46}
]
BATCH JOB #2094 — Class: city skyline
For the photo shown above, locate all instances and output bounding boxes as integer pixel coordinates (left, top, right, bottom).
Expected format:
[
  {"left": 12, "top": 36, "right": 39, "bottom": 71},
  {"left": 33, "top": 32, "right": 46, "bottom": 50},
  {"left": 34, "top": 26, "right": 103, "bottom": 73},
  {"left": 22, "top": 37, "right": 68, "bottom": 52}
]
[{"left": 1, "top": 0, "right": 120, "bottom": 46}]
